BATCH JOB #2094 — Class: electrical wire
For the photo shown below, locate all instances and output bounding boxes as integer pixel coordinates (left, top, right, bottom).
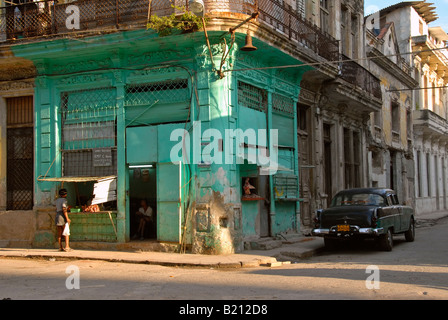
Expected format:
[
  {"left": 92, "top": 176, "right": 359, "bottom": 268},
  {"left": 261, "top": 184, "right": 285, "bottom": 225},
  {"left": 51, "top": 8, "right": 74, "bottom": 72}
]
[{"left": 223, "top": 46, "right": 448, "bottom": 74}]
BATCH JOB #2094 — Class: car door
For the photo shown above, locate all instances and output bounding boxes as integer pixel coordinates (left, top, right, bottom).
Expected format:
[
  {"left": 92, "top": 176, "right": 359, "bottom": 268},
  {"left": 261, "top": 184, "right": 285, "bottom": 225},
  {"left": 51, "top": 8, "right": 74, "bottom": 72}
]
[
  {"left": 389, "top": 194, "right": 402, "bottom": 232},
  {"left": 378, "top": 194, "right": 393, "bottom": 230},
  {"left": 394, "top": 194, "right": 409, "bottom": 232}
]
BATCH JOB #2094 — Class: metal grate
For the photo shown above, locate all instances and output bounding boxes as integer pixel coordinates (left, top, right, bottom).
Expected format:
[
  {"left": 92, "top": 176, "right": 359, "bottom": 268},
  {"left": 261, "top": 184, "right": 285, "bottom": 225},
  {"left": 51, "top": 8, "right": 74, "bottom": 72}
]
[
  {"left": 6, "top": 96, "right": 33, "bottom": 126},
  {"left": 7, "top": 127, "right": 34, "bottom": 210},
  {"left": 63, "top": 149, "right": 117, "bottom": 177},
  {"left": 339, "top": 54, "right": 382, "bottom": 100},
  {"left": 125, "top": 79, "right": 189, "bottom": 106},
  {"left": 237, "top": 81, "right": 267, "bottom": 112},
  {"left": 1, "top": 0, "right": 339, "bottom": 62},
  {"left": 61, "top": 87, "right": 117, "bottom": 150},
  {"left": 61, "top": 87, "right": 117, "bottom": 177},
  {"left": 272, "top": 93, "right": 294, "bottom": 116},
  {"left": 273, "top": 174, "right": 298, "bottom": 201}
]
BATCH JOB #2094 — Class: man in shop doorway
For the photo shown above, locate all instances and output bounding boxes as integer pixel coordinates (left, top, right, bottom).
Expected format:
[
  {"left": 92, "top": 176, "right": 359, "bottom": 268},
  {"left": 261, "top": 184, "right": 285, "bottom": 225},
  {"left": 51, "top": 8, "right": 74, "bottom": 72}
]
[{"left": 133, "top": 199, "right": 153, "bottom": 240}]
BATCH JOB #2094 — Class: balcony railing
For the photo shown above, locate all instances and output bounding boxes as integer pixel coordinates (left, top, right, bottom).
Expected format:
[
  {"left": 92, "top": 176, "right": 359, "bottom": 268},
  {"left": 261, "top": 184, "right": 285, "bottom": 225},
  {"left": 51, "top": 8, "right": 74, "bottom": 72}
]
[
  {"left": 0, "top": 0, "right": 339, "bottom": 61},
  {"left": 339, "top": 54, "right": 382, "bottom": 100},
  {"left": 203, "top": 0, "right": 339, "bottom": 61}
]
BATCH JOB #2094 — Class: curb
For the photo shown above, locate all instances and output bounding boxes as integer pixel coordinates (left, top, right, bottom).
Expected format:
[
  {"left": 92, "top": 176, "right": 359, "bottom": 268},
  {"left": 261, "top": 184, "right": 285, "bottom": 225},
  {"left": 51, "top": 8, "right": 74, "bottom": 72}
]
[{"left": 0, "top": 250, "right": 280, "bottom": 269}]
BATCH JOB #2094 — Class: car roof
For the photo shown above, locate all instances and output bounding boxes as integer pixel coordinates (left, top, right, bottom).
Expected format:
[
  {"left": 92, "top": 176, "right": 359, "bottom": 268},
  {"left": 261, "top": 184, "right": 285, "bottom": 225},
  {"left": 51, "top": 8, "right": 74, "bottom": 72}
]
[{"left": 334, "top": 188, "right": 395, "bottom": 196}]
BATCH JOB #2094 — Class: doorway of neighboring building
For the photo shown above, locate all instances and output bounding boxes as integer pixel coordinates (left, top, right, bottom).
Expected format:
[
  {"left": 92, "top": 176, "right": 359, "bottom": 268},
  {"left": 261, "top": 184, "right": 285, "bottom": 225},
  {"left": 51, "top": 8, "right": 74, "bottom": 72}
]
[
  {"left": 298, "top": 104, "right": 313, "bottom": 227},
  {"left": 323, "top": 123, "right": 333, "bottom": 208},
  {"left": 6, "top": 96, "right": 34, "bottom": 211},
  {"left": 129, "top": 164, "right": 157, "bottom": 240}
]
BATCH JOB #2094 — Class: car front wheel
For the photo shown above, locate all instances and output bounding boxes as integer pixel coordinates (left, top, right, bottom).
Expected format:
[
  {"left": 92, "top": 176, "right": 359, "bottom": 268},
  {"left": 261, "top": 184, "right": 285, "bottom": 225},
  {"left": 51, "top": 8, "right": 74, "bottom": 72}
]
[{"left": 378, "top": 228, "right": 393, "bottom": 251}]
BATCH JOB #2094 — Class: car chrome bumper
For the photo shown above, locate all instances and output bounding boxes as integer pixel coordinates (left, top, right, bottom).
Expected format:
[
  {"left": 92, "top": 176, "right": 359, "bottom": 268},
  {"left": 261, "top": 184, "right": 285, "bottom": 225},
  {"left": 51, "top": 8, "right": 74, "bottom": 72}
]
[{"left": 312, "top": 226, "right": 384, "bottom": 237}]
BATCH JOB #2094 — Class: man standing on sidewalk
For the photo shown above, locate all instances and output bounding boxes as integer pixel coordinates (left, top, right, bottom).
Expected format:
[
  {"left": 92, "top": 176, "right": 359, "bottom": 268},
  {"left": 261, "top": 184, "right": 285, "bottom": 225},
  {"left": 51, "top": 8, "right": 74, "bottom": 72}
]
[{"left": 55, "top": 188, "right": 72, "bottom": 252}]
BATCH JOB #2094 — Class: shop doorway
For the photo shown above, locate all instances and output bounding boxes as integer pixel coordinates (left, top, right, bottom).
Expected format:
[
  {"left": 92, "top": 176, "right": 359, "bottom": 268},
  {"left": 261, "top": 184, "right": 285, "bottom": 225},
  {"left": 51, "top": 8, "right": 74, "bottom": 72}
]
[{"left": 129, "top": 164, "right": 157, "bottom": 240}]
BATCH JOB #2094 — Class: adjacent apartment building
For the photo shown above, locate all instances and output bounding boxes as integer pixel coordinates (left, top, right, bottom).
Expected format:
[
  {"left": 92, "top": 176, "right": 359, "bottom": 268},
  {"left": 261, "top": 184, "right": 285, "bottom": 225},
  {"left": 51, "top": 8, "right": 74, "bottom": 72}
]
[
  {"left": 297, "top": 0, "right": 382, "bottom": 233},
  {"left": 366, "top": 1, "right": 448, "bottom": 218},
  {"left": 365, "top": 11, "right": 418, "bottom": 209}
]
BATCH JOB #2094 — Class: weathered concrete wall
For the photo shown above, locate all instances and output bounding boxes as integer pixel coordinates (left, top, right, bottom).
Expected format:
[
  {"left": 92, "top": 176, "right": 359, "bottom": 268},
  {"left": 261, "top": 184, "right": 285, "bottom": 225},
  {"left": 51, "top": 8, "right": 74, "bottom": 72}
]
[
  {"left": 0, "top": 97, "right": 6, "bottom": 211},
  {"left": 0, "top": 210, "right": 36, "bottom": 248}
]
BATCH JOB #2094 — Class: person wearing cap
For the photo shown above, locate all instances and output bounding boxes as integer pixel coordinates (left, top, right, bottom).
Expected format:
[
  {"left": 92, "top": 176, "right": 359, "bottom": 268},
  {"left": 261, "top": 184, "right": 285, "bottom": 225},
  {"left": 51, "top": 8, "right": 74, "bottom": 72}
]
[{"left": 55, "top": 188, "right": 72, "bottom": 252}]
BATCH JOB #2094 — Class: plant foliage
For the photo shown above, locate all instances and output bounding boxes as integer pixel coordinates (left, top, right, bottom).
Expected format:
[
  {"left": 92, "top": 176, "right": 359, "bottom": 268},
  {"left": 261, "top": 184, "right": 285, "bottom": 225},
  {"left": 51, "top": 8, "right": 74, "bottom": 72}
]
[{"left": 147, "top": 5, "right": 206, "bottom": 37}]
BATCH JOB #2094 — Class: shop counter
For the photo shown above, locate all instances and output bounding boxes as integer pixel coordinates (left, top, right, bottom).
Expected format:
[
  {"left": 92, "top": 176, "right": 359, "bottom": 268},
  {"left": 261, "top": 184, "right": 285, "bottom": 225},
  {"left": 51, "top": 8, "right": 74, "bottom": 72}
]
[{"left": 68, "top": 211, "right": 117, "bottom": 242}]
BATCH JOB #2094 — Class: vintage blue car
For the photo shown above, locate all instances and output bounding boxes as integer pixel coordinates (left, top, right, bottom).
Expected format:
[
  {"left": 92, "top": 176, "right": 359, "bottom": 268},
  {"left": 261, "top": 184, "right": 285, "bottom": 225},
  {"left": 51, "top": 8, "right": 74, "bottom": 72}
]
[{"left": 312, "top": 188, "right": 415, "bottom": 251}]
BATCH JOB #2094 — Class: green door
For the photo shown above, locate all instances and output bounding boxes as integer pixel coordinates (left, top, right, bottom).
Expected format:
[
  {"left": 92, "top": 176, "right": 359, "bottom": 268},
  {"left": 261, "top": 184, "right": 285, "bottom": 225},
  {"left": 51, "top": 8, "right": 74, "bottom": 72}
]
[{"left": 157, "top": 162, "right": 182, "bottom": 243}]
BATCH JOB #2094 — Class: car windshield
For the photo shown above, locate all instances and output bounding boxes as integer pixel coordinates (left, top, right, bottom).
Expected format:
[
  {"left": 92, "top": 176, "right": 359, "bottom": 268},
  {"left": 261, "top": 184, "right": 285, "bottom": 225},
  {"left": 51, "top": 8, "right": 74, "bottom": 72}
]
[{"left": 330, "top": 193, "right": 386, "bottom": 207}]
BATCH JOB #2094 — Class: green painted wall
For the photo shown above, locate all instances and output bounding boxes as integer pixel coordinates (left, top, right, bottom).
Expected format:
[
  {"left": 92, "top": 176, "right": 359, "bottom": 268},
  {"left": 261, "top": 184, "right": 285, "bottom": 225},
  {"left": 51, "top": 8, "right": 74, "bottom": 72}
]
[{"left": 12, "top": 29, "right": 309, "bottom": 253}]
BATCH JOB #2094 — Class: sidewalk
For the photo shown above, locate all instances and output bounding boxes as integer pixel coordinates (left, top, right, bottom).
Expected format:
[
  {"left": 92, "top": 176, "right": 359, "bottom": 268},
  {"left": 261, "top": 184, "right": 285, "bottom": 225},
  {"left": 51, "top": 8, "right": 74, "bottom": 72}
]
[
  {"left": 1, "top": 211, "right": 445, "bottom": 269},
  {"left": 0, "top": 236, "right": 325, "bottom": 269}
]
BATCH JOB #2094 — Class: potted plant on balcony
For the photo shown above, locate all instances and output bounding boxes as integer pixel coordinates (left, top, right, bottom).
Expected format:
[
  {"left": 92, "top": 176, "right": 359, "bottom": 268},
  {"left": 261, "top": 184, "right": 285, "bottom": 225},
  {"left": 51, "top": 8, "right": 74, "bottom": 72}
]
[{"left": 147, "top": 5, "right": 206, "bottom": 37}]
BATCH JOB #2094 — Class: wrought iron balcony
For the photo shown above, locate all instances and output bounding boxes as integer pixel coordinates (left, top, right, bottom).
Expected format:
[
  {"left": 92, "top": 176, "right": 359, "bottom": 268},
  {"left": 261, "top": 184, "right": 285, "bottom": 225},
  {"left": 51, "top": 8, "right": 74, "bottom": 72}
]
[
  {"left": 339, "top": 54, "right": 382, "bottom": 100},
  {"left": 0, "top": 0, "right": 339, "bottom": 62}
]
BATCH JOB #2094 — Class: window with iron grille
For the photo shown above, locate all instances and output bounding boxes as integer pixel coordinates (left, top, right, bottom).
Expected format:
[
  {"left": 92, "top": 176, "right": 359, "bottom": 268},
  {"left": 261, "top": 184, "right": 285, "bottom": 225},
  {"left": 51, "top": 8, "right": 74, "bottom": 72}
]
[
  {"left": 272, "top": 93, "right": 294, "bottom": 116},
  {"left": 125, "top": 79, "right": 189, "bottom": 106},
  {"left": 237, "top": 81, "right": 267, "bottom": 112},
  {"left": 124, "top": 79, "right": 190, "bottom": 125},
  {"left": 60, "top": 87, "right": 118, "bottom": 177},
  {"left": 6, "top": 96, "right": 34, "bottom": 210}
]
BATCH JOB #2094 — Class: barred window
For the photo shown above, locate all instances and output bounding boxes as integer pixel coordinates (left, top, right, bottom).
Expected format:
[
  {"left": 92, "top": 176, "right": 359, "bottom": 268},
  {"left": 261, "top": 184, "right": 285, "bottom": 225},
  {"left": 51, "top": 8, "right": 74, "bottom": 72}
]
[
  {"left": 237, "top": 81, "right": 267, "bottom": 112},
  {"left": 60, "top": 87, "right": 118, "bottom": 177},
  {"left": 125, "top": 79, "right": 189, "bottom": 106},
  {"left": 272, "top": 93, "right": 294, "bottom": 116}
]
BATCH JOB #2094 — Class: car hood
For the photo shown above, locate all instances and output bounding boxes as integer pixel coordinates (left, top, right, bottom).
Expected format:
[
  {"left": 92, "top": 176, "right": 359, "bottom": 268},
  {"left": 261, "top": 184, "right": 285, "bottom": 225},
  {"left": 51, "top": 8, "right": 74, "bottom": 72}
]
[{"left": 320, "top": 206, "right": 376, "bottom": 228}]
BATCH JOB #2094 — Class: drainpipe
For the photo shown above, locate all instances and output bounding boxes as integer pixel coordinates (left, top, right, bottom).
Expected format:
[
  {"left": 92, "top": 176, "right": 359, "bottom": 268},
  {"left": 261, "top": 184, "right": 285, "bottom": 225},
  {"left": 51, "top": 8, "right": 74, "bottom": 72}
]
[
  {"left": 293, "top": 97, "right": 300, "bottom": 233},
  {"left": 267, "top": 89, "right": 276, "bottom": 237},
  {"left": 115, "top": 80, "right": 127, "bottom": 243}
]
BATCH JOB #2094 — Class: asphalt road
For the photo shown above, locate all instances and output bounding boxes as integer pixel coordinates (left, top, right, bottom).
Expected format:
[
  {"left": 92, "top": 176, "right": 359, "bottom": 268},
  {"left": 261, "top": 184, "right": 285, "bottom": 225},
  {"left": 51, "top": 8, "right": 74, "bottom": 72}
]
[{"left": 0, "top": 217, "right": 447, "bottom": 301}]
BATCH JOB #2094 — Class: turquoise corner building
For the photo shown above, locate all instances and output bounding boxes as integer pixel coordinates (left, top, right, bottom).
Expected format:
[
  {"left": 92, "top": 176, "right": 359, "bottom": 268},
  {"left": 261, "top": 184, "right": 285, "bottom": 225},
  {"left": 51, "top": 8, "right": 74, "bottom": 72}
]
[{"left": 5, "top": 1, "right": 340, "bottom": 254}]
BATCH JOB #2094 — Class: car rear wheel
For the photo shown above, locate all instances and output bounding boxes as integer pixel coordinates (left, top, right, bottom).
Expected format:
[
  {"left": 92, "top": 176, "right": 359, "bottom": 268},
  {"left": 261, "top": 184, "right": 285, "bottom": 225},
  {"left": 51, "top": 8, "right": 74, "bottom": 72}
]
[
  {"left": 405, "top": 218, "right": 415, "bottom": 242},
  {"left": 378, "top": 228, "right": 393, "bottom": 251}
]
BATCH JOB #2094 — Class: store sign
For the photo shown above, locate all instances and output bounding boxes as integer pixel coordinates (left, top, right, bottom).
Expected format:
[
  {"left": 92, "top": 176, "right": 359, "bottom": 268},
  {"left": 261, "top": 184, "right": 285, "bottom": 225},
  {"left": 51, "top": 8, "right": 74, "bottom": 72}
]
[
  {"left": 93, "top": 148, "right": 112, "bottom": 167},
  {"left": 91, "top": 177, "right": 117, "bottom": 205}
]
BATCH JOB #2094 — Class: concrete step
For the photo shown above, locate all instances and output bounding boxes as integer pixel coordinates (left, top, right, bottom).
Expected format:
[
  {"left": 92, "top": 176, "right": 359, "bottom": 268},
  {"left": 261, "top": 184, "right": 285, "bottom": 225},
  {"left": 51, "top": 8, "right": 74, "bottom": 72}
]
[
  {"left": 69, "top": 240, "right": 180, "bottom": 253},
  {"left": 248, "top": 238, "right": 283, "bottom": 250}
]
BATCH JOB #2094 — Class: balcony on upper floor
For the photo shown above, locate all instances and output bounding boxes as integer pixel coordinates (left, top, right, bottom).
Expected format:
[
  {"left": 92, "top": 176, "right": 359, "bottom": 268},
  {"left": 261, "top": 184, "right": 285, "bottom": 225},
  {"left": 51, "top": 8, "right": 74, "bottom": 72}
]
[
  {"left": 0, "top": 0, "right": 339, "bottom": 62},
  {"left": 412, "top": 31, "right": 448, "bottom": 83},
  {"left": 413, "top": 109, "right": 448, "bottom": 138},
  {"left": 319, "top": 54, "right": 383, "bottom": 117},
  {"left": 339, "top": 54, "right": 382, "bottom": 101}
]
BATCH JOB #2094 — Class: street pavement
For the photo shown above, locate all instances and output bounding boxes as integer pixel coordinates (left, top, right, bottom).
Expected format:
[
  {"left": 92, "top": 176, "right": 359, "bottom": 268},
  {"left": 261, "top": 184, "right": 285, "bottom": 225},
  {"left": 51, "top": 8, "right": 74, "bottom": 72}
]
[{"left": 1, "top": 211, "right": 446, "bottom": 269}]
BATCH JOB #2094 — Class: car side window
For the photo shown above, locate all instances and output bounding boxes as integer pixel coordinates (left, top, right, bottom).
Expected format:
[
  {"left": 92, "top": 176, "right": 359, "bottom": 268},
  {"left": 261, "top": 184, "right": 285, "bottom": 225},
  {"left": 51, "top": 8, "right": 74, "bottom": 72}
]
[
  {"left": 386, "top": 195, "right": 394, "bottom": 206},
  {"left": 393, "top": 195, "right": 399, "bottom": 205}
]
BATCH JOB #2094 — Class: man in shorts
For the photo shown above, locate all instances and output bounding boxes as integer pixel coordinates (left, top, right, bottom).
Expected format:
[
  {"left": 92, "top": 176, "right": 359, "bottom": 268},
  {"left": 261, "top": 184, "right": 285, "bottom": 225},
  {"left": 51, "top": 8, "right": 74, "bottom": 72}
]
[{"left": 55, "top": 188, "right": 72, "bottom": 251}]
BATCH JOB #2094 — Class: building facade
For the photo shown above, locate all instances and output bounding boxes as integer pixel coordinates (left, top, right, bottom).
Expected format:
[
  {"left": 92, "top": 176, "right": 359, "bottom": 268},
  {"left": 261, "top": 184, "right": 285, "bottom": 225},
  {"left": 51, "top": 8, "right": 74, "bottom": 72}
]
[
  {"left": 296, "top": 0, "right": 382, "bottom": 233},
  {"left": 0, "top": 0, "right": 341, "bottom": 253},
  {"left": 367, "top": 2, "right": 448, "bottom": 217},
  {"left": 365, "top": 19, "right": 418, "bottom": 208}
]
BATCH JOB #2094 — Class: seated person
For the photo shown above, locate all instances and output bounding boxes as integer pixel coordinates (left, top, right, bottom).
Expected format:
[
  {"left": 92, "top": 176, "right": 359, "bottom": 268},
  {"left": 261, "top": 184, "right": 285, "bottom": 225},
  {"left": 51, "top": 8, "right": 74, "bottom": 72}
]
[{"left": 132, "top": 199, "right": 153, "bottom": 240}]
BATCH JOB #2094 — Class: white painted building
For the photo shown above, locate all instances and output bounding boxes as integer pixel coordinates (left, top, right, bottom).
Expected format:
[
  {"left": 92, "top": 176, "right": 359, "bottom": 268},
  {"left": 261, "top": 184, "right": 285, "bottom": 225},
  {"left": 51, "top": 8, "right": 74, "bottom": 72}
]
[{"left": 367, "top": 1, "right": 448, "bottom": 217}]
